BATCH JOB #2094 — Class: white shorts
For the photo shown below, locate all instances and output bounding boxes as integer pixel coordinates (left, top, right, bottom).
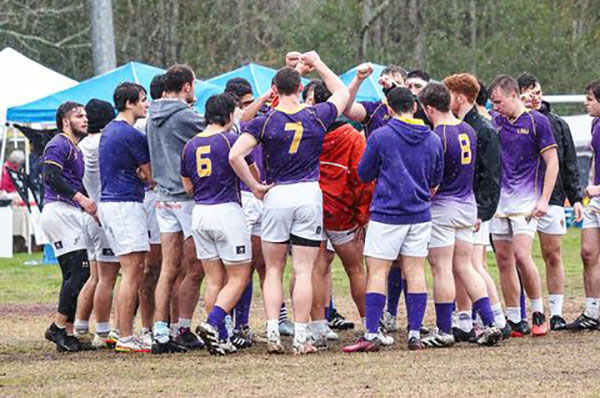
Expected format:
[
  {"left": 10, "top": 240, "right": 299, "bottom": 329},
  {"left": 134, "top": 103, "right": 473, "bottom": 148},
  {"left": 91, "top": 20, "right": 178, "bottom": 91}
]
[
  {"left": 241, "top": 191, "right": 263, "bottom": 237},
  {"left": 536, "top": 205, "right": 567, "bottom": 235},
  {"left": 83, "top": 214, "right": 118, "bottom": 263},
  {"left": 40, "top": 201, "right": 87, "bottom": 257},
  {"left": 490, "top": 215, "right": 538, "bottom": 241},
  {"left": 364, "top": 220, "right": 431, "bottom": 260},
  {"left": 144, "top": 190, "right": 161, "bottom": 245},
  {"left": 429, "top": 204, "right": 476, "bottom": 248},
  {"left": 156, "top": 200, "right": 194, "bottom": 239},
  {"left": 473, "top": 220, "right": 491, "bottom": 246},
  {"left": 191, "top": 202, "right": 252, "bottom": 264},
  {"left": 99, "top": 202, "right": 149, "bottom": 257},
  {"left": 261, "top": 182, "right": 324, "bottom": 243},
  {"left": 582, "top": 206, "right": 600, "bottom": 229},
  {"left": 326, "top": 228, "right": 356, "bottom": 246}
]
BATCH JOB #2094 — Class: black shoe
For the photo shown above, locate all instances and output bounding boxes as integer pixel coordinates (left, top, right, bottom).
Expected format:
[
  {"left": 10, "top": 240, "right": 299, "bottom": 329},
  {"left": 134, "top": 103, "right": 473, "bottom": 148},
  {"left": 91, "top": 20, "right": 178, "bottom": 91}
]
[
  {"left": 231, "top": 327, "right": 253, "bottom": 349},
  {"left": 452, "top": 327, "right": 476, "bottom": 343},
  {"left": 507, "top": 320, "right": 530, "bottom": 338},
  {"left": 151, "top": 338, "right": 188, "bottom": 354},
  {"left": 328, "top": 309, "right": 355, "bottom": 330},
  {"left": 175, "top": 327, "right": 205, "bottom": 350},
  {"left": 550, "top": 315, "right": 567, "bottom": 331},
  {"left": 500, "top": 323, "right": 512, "bottom": 340},
  {"left": 196, "top": 322, "right": 225, "bottom": 356},
  {"left": 407, "top": 336, "right": 425, "bottom": 351},
  {"left": 45, "top": 324, "right": 80, "bottom": 352},
  {"left": 565, "top": 312, "right": 599, "bottom": 331}
]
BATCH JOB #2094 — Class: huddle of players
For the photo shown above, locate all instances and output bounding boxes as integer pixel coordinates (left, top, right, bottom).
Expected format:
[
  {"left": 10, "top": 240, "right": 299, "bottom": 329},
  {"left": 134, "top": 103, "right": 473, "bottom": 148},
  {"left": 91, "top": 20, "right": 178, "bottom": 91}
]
[{"left": 39, "top": 49, "right": 600, "bottom": 355}]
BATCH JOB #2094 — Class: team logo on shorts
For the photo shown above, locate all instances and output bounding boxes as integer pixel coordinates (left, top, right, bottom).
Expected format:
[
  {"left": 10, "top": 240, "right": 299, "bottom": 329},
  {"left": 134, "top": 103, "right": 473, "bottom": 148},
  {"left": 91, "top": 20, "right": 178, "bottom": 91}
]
[
  {"left": 560, "top": 219, "right": 565, "bottom": 227},
  {"left": 102, "top": 248, "right": 115, "bottom": 257},
  {"left": 54, "top": 241, "right": 63, "bottom": 250},
  {"left": 316, "top": 226, "right": 322, "bottom": 234},
  {"left": 236, "top": 246, "right": 246, "bottom": 255}
]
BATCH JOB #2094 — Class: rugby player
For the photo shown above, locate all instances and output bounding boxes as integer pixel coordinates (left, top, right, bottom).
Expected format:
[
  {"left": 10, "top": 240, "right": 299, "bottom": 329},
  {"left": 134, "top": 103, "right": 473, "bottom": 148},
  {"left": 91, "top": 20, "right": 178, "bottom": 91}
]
[
  {"left": 407, "top": 69, "right": 430, "bottom": 96},
  {"left": 343, "top": 87, "right": 444, "bottom": 353},
  {"left": 488, "top": 75, "right": 559, "bottom": 337},
  {"left": 419, "top": 82, "right": 501, "bottom": 347},
  {"left": 183, "top": 93, "right": 253, "bottom": 355},
  {"left": 443, "top": 73, "right": 507, "bottom": 338},
  {"left": 98, "top": 83, "right": 153, "bottom": 352},
  {"left": 568, "top": 79, "right": 600, "bottom": 330},
  {"left": 72, "top": 99, "right": 118, "bottom": 348},
  {"left": 147, "top": 65, "right": 205, "bottom": 353},
  {"left": 229, "top": 51, "right": 349, "bottom": 354},
  {"left": 42, "top": 102, "right": 95, "bottom": 352},
  {"left": 517, "top": 72, "right": 584, "bottom": 330}
]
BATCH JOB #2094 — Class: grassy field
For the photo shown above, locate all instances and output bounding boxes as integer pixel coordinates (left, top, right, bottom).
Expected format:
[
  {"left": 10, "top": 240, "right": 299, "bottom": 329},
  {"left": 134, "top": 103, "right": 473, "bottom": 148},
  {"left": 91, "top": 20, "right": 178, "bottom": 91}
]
[{"left": 1, "top": 228, "right": 599, "bottom": 398}]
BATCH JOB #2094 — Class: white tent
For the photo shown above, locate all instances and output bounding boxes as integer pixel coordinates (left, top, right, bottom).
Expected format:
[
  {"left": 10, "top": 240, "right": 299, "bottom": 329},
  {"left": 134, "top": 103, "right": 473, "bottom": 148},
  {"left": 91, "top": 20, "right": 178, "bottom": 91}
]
[{"left": 563, "top": 114, "right": 593, "bottom": 153}]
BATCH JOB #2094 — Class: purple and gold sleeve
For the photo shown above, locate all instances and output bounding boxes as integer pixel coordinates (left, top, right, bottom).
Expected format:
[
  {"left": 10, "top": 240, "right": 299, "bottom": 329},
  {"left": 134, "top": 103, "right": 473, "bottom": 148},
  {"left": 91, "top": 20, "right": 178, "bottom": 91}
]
[
  {"left": 43, "top": 139, "right": 68, "bottom": 169},
  {"left": 359, "top": 101, "right": 381, "bottom": 121},
  {"left": 313, "top": 102, "right": 338, "bottom": 129},
  {"left": 536, "top": 115, "right": 557, "bottom": 153},
  {"left": 225, "top": 132, "right": 254, "bottom": 165},
  {"left": 243, "top": 116, "right": 267, "bottom": 143}
]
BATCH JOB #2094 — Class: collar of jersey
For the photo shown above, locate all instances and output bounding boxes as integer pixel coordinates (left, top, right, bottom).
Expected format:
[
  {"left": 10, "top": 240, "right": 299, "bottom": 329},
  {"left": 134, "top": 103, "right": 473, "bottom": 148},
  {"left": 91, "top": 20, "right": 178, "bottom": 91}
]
[
  {"left": 393, "top": 116, "right": 425, "bottom": 126},
  {"left": 275, "top": 104, "right": 306, "bottom": 114},
  {"left": 507, "top": 109, "right": 528, "bottom": 124},
  {"left": 60, "top": 132, "right": 79, "bottom": 147},
  {"left": 437, "top": 119, "right": 461, "bottom": 126},
  {"left": 196, "top": 129, "right": 225, "bottom": 138}
]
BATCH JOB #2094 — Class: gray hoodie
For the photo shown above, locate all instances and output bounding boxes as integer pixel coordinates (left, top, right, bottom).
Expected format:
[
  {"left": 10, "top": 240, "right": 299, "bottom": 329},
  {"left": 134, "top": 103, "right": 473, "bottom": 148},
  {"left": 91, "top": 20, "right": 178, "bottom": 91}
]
[{"left": 147, "top": 99, "right": 206, "bottom": 201}]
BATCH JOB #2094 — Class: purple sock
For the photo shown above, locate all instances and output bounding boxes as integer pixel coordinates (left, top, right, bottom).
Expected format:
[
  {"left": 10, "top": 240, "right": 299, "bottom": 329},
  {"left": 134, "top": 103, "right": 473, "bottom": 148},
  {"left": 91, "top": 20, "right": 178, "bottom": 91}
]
[
  {"left": 520, "top": 286, "right": 527, "bottom": 320},
  {"left": 325, "top": 296, "right": 334, "bottom": 320},
  {"left": 386, "top": 267, "right": 403, "bottom": 317},
  {"left": 234, "top": 280, "right": 253, "bottom": 330},
  {"left": 473, "top": 297, "right": 495, "bottom": 327},
  {"left": 406, "top": 293, "right": 427, "bottom": 332},
  {"left": 207, "top": 305, "right": 227, "bottom": 329},
  {"left": 402, "top": 279, "right": 409, "bottom": 320},
  {"left": 365, "top": 292, "right": 386, "bottom": 334},
  {"left": 218, "top": 321, "right": 228, "bottom": 342},
  {"left": 435, "top": 302, "right": 453, "bottom": 335}
]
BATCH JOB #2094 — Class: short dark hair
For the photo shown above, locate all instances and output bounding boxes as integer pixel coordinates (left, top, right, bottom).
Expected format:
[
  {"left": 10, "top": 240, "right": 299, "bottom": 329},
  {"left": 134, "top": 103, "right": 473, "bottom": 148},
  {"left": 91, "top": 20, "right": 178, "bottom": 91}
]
[
  {"left": 163, "top": 64, "right": 195, "bottom": 93},
  {"left": 56, "top": 101, "right": 84, "bottom": 130},
  {"left": 419, "top": 82, "right": 451, "bottom": 112},
  {"left": 302, "top": 79, "right": 319, "bottom": 102},
  {"left": 408, "top": 69, "right": 431, "bottom": 82},
  {"left": 85, "top": 99, "right": 115, "bottom": 133},
  {"left": 204, "top": 93, "right": 236, "bottom": 126},
  {"left": 225, "top": 77, "right": 253, "bottom": 101},
  {"left": 517, "top": 72, "right": 539, "bottom": 92},
  {"left": 150, "top": 74, "right": 165, "bottom": 100},
  {"left": 113, "top": 82, "right": 146, "bottom": 112},
  {"left": 386, "top": 87, "right": 414, "bottom": 114},
  {"left": 488, "top": 74, "right": 519, "bottom": 96},
  {"left": 312, "top": 81, "right": 332, "bottom": 104},
  {"left": 274, "top": 67, "right": 301, "bottom": 96},
  {"left": 585, "top": 79, "right": 600, "bottom": 101},
  {"left": 476, "top": 79, "right": 489, "bottom": 106},
  {"left": 381, "top": 65, "right": 407, "bottom": 80}
]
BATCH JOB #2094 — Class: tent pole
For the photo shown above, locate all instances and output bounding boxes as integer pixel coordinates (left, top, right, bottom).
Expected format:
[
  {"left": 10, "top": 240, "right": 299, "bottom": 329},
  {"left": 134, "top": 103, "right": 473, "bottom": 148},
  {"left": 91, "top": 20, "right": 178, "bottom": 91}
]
[{"left": 0, "top": 125, "right": 7, "bottom": 186}]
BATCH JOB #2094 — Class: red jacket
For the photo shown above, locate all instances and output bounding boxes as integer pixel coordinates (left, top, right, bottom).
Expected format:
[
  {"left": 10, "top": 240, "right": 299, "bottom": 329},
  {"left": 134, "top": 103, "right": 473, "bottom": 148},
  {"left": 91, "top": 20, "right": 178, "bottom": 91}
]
[
  {"left": 320, "top": 121, "right": 374, "bottom": 231},
  {"left": 0, "top": 161, "right": 18, "bottom": 193}
]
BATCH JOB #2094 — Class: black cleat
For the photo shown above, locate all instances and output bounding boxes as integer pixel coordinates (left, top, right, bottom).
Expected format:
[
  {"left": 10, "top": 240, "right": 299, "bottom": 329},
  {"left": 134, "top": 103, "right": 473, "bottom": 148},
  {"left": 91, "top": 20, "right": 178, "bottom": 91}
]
[
  {"left": 507, "top": 320, "right": 530, "bottom": 338},
  {"left": 175, "top": 327, "right": 205, "bottom": 350},
  {"left": 550, "top": 315, "right": 567, "bottom": 331},
  {"left": 45, "top": 324, "right": 80, "bottom": 352},
  {"left": 151, "top": 338, "right": 188, "bottom": 354},
  {"left": 452, "top": 327, "right": 477, "bottom": 343},
  {"left": 231, "top": 327, "right": 253, "bottom": 349},
  {"left": 196, "top": 322, "right": 225, "bottom": 356},
  {"left": 328, "top": 308, "right": 355, "bottom": 330},
  {"left": 565, "top": 312, "right": 599, "bottom": 331},
  {"left": 500, "top": 323, "right": 512, "bottom": 340},
  {"left": 407, "top": 336, "right": 425, "bottom": 351}
]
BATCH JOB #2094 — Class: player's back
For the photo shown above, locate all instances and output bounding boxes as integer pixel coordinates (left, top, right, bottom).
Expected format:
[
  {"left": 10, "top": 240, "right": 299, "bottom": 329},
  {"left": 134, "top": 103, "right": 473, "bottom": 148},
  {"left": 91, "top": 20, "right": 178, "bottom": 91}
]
[
  {"left": 181, "top": 130, "right": 241, "bottom": 205},
  {"left": 79, "top": 133, "right": 101, "bottom": 203}
]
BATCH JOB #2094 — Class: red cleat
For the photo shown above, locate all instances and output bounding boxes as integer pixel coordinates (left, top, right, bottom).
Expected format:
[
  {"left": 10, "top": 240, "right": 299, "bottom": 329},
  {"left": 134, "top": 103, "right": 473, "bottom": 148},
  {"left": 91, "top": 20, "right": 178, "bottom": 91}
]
[
  {"left": 342, "top": 337, "right": 380, "bottom": 353},
  {"left": 531, "top": 312, "right": 548, "bottom": 337}
]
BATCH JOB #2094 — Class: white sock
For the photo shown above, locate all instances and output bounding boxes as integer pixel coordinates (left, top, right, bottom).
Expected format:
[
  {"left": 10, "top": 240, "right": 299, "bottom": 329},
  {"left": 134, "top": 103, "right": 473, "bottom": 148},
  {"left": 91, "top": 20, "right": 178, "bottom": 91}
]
[
  {"left": 179, "top": 318, "right": 191, "bottom": 329},
  {"left": 530, "top": 298, "right": 543, "bottom": 314},
  {"left": 506, "top": 307, "right": 521, "bottom": 323},
  {"left": 365, "top": 332, "right": 378, "bottom": 341},
  {"left": 584, "top": 298, "right": 600, "bottom": 319},
  {"left": 457, "top": 311, "right": 473, "bottom": 332},
  {"left": 266, "top": 319, "right": 279, "bottom": 337},
  {"left": 548, "top": 294, "right": 564, "bottom": 317},
  {"left": 96, "top": 322, "right": 110, "bottom": 334},
  {"left": 294, "top": 322, "right": 308, "bottom": 344},
  {"left": 408, "top": 329, "right": 420, "bottom": 340},
  {"left": 74, "top": 319, "right": 89, "bottom": 332},
  {"left": 361, "top": 317, "right": 367, "bottom": 330},
  {"left": 491, "top": 303, "right": 506, "bottom": 328}
]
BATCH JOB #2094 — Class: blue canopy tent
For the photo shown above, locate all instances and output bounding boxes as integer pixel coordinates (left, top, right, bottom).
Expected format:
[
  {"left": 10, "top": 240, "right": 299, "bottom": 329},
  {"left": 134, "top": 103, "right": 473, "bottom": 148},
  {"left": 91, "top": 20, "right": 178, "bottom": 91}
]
[
  {"left": 207, "top": 63, "right": 310, "bottom": 97},
  {"left": 7, "top": 62, "right": 222, "bottom": 123},
  {"left": 339, "top": 63, "right": 386, "bottom": 103}
]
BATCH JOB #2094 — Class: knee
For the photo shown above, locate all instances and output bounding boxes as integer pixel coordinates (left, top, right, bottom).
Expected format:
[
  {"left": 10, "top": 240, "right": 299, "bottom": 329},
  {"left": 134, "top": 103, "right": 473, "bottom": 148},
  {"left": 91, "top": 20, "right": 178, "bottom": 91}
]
[{"left": 581, "top": 245, "right": 597, "bottom": 267}]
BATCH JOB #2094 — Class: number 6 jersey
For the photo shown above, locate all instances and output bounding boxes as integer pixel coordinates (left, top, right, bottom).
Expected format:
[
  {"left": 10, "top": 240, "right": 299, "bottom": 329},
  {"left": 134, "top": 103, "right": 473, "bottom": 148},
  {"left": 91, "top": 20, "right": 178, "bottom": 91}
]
[{"left": 243, "top": 102, "right": 338, "bottom": 185}]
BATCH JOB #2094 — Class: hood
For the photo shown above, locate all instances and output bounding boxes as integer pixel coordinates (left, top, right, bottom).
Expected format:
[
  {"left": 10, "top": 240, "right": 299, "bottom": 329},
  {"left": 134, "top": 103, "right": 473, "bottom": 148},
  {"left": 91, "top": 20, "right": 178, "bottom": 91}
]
[
  {"left": 538, "top": 100, "right": 551, "bottom": 115},
  {"left": 149, "top": 99, "right": 190, "bottom": 127},
  {"left": 387, "top": 117, "right": 431, "bottom": 145}
]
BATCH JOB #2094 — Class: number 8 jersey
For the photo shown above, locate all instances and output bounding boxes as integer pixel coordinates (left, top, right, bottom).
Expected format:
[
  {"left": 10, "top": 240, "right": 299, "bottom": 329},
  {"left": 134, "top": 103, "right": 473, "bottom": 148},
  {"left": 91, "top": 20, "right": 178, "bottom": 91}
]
[{"left": 243, "top": 102, "right": 338, "bottom": 185}]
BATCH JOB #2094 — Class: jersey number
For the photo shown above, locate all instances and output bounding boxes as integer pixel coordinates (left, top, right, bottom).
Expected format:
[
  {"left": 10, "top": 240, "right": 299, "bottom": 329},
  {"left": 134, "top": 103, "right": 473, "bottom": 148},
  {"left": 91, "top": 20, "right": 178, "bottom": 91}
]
[
  {"left": 458, "top": 133, "right": 472, "bottom": 165},
  {"left": 285, "top": 122, "right": 304, "bottom": 154},
  {"left": 196, "top": 145, "right": 212, "bottom": 177}
]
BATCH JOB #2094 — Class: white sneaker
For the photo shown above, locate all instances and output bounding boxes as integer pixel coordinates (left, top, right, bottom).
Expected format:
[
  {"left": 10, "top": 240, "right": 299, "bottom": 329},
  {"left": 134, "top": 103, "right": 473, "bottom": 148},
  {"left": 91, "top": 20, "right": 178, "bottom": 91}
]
[
  {"left": 376, "top": 329, "right": 395, "bottom": 346},
  {"left": 421, "top": 328, "right": 455, "bottom": 348},
  {"left": 220, "top": 338, "right": 237, "bottom": 354},
  {"left": 92, "top": 333, "right": 111, "bottom": 349},
  {"left": 140, "top": 329, "right": 153, "bottom": 347},
  {"left": 267, "top": 329, "right": 284, "bottom": 354},
  {"left": 115, "top": 337, "right": 151, "bottom": 353},
  {"left": 325, "top": 325, "right": 338, "bottom": 341},
  {"left": 381, "top": 311, "right": 398, "bottom": 333}
]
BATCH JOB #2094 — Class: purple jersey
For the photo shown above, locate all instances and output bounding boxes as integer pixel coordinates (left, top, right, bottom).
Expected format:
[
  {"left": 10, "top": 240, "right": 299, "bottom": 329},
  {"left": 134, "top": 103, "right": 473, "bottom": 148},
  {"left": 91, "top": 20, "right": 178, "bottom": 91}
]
[
  {"left": 432, "top": 121, "right": 477, "bottom": 205},
  {"left": 181, "top": 130, "right": 250, "bottom": 205},
  {"left": 42, "top": 134, "right": 85, "bottom": 207},
  {"left": 592, "top": 118, "right": 600, "bottom": 185},
  {"left": 493, "top": 110, "right": 557, "bottom": 216},
  {"left": 244, "top": 102, "right": 338, "bottom": 185},
  {"left": 99, "top": 120, "right": 150, "bottom": 203},
  {"left": 360, "top": 100, "right": 390, "bottom": 137},
  {"left": 236, "top": 120, "right": 265, "bottom": 192}
]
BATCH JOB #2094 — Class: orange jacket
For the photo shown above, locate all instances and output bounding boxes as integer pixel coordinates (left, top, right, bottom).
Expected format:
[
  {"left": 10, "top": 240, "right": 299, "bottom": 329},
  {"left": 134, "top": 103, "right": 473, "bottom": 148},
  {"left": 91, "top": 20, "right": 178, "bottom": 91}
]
[{"left": 320, "top": 121, "right": 374, "bottom": 231}]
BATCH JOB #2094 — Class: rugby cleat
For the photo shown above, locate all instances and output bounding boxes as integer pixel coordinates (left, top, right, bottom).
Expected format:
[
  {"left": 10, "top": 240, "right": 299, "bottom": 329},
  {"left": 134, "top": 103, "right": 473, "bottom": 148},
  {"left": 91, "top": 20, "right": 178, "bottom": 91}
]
[
  {"left": 115, "top": 337, "right": 151, "bottom": 353},
  {"left": 324, "top": 324, "right": 339, "bottom": 341},
  {"left": 220, "top": 339, "right": 237, "bottom": 354},
  {"left": 421, "top": 328, "right": 455, "bottom": 348},
  {"left": 531, "top": 312, "right": 548, "bottom": 337},
  {"left": 406, "top": 324, "right": 431, "bottom": 337},
  {"left": 342, "top": 337, "right": 380, "bottom": 353},
  {"left": 550, "top": 315, "right": 567, "bottom": 331},
  {"left": 45, "top": 324, "right": 80, "bottom": 353},
  {"left": 476, "top": 326, "right": 502, "bottom": 346},
  {"left": 376, "top": 329, "right": 395, "bottom": 346},
  {"left": 231, "top": 327, "right": 253, "bottom": 349},
  {"left": 452, "top": 327, "right": 476, "bottom": 343},
  {"left": 380, "top": 311, "right": 398, "bottom": 333},
  {"left": 73, "top": 330, "right": 96, "bottom": 351},
  {"left": 195, "top": 322, "right": 225, "bottom": 356},
  {"left": 151, "top": 338, "right": 188, "bottom": 354},
  {"left": 106, "top": 329, "right": 119, "bottom": 348},
  {"left": 267, "top": 330, "right": 284, "bottom": 354},
  {"left": 139, "top": 329, "right": 153, "bottom": 348},
  {"left": 292, "top": 340, "right": 318, "bottom": 355},
  {"left": 500, "top": 323, "right": 512, "bottom": 340},
  {"left": 565, "top": 312, "right": 599, "bottom": 331},
  {"left": 92, "top": 332, "right": 112, "bottom": 349},
  {"left": 507, "top": 320, "right": 530, "bottom": 337},
  {"left": 279, "top": 319, "right": 295, "bottom": 336},
  {"left": 328, "top": 309, "right": 355, "bottom": 330},
  {"left": 176, "top": 327, "right": 205, "bottom": 350},
  {"left": 407, "top": 336, "right": 425, "bottom": 351}
]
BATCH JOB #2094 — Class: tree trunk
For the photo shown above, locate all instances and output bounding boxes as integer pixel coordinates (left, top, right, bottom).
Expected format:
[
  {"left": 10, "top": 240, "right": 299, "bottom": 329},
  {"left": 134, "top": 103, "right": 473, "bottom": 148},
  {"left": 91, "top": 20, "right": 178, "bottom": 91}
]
[{"left": 89, "top": 0, "right": 116, "bottom": 74}]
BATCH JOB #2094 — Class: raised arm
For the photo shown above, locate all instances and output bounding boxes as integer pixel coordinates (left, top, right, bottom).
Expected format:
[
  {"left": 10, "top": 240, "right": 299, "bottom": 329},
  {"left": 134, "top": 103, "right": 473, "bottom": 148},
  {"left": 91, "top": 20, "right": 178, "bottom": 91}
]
[
  {"left": 343, "top": 63, "right": 373, "bottom": 122},
  {"left": 301, "top": 51, "right": 349, "bottom": 116}
]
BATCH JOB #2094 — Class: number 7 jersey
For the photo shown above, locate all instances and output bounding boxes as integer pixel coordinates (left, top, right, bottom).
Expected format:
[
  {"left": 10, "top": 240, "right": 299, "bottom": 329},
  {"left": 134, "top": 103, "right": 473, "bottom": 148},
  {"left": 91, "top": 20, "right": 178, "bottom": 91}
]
[{"left": 243, "top": 102, "right": 338, "bottom": 185}]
